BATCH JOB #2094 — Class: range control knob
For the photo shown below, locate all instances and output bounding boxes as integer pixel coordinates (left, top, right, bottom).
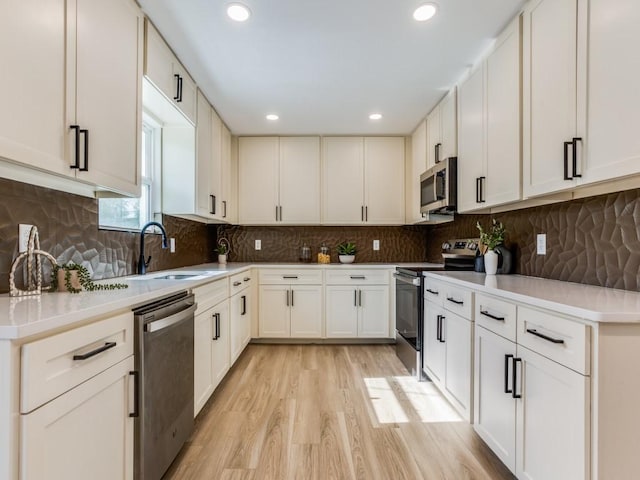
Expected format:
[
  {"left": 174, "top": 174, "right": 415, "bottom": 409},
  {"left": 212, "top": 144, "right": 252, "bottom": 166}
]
[
  {"left": 441, "top": 242, "right": 451, "bottom": 251},
  {"left": 467, "top": 241, "right": 478, "bottom": 251}
]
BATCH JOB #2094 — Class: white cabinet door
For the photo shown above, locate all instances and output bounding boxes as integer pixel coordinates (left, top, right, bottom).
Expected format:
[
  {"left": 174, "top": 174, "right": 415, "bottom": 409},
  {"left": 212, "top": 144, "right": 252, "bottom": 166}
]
[
  {"left": 582, "top": 0, "right": 640, "bottom": 185},
  {"left": 238, "top": 137, "right": 279, "bottom": 224},
  {"left": 196, "top": 91, "right": 214, "bottom": 219},
  {"left": 364, "top": 137, "right": 405, "bottom": 225},
  {"left": 290, "top": 286, "right": 323, "bottom": 338},
  {"left": 194, "top": 307, "right": 214, "bottom": 416},
  {"left": 426, "top": 107, "right": 441, "bottom": 168},
  {"left": 72, "top": 0, "right": 142, "bottom": 196},
  {"left": 230, "top": 291, "right": 251, "bottom": 363},
  {"left": 457, "top": 64, "right": 485, "bottom": 213},
  {"left": 423, "top": 302, "right": 446, "bottom": 383},
  {"left": 408, "top": 120, "right": 427, "bottom": 223},
  {"left": 325, "top": 286, "right": 359, "bottom": 338},
  {"left": 20, "top": 357, "right": 134, "bottom": 480},
  {"left": 279, "top": 137, "right": 321, "bottom": 224},
  {"left": 515, "top": 346, "right": 589, "bottom": 480},
  {"left": 209, "top": 109, "right": 223, "bottom": 219},
  {"left": 485, "top": 18, "right": 521, "bottom": 207},
  {"left": 221, "top": 124, "right": 233, "bottom": 222},
  {"left": 358, "top": 285, "right": 390, "bottom": 338},
  {"left": 172, "top": 62, "right": 197, "bottom": 124},
  {"left": 0, "top": 0, "right": 69, "bottom": 177},
  {"left": 322, "top": 137, "right": 365, "bottom": 224},
  {"left": 474, "top": 326, "right": 517, "bottom": 473},
  {"left": 211, "top": 300, "right": 230, "bottom": 389},
  {"left": 259, "top": 285, "right": 291, "bottom": 337},
  {"left": 440, "top": 89, "right": 457, "bottom": 159},
  {"left": 523, "top": 0, "right": 581, "bottom": 197},
  {"left": 443, "top": 311, "right": 472, "bottom": 420}
]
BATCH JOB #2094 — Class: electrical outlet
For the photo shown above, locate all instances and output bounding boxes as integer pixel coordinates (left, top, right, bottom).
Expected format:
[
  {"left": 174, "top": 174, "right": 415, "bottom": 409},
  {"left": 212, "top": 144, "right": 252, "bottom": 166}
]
[
  {"left": 255, "top": 239, "right": 261, "bottom": 250},
  {"left": 169, "top": 238, "right": 176, "bottom": 253},
  {"left": 373, "top": 239, "right": 380, "bottom": 251},
  {"left": 19, "top": 224, "right": 34, "bottom": 253},
  {"left": 536, "top": 234, "right": 546, "bottom": 255}
]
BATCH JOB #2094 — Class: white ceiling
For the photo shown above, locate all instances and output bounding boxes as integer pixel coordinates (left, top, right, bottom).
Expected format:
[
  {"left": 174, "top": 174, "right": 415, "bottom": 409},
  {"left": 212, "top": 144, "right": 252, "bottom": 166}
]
[{"left": 137, "top": 0, "right": 526, "bottom": 135}]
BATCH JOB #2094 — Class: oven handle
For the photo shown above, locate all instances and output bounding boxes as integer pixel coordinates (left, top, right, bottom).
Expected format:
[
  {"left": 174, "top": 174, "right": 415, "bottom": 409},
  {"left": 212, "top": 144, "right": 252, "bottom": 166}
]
[
  {"left": 393, "top": 273, "right": 420, "bottom": 286},
  {"left": 144, "top": 303, "right": 197, "bottom": 333}
]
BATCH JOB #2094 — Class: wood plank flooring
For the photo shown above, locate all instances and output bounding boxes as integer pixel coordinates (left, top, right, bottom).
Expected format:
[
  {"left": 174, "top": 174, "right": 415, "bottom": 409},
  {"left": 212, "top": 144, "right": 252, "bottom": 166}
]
[{"left": 165, "top": 344, "right": 515, "bottom": 480}]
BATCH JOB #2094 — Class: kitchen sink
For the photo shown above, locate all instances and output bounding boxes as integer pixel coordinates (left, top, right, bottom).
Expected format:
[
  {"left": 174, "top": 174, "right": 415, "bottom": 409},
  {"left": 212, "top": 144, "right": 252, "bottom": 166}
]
[
  {"left": 128, "top": 270, "right": 225, "bottom": 281},
  {"left": 153, "top": 274, "right": 200, "bottom": 280}
]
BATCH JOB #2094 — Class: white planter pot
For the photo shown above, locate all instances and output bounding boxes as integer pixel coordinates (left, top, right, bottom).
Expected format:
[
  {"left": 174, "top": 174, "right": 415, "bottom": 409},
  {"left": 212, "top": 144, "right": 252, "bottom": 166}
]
[
  {"left": 218, "top": 254, "right": 227, "bottom": 265},
  {"left": 339, "top": 255, "right": 355, "bottom": 264},
  {"left": 484, "top": 250, "right": 499, "bottom": 275}
]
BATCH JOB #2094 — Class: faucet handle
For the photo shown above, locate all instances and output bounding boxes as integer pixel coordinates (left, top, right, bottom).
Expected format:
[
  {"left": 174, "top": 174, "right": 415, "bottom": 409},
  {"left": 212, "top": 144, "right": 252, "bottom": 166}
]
[{"left": 144, "top": 256, "right": 151, "bottom": 268}]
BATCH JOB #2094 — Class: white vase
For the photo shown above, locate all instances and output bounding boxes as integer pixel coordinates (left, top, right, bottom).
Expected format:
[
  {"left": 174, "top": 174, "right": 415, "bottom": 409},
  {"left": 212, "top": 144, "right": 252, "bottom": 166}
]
[
  {"left": 484, "top": 250, "right": 499, "bottom": 275},
  {"left": 218, "top": 254, "right": 227, "bottom": 265},
  {"left": 339, "top": 255, "right": 355, "bottom": 264}
]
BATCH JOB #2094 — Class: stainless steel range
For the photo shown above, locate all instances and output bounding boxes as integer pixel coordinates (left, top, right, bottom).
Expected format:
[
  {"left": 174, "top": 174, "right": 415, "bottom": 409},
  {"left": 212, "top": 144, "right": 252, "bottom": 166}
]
[{"left": 394, "top": 239, "right": 478, "bottom": 378}]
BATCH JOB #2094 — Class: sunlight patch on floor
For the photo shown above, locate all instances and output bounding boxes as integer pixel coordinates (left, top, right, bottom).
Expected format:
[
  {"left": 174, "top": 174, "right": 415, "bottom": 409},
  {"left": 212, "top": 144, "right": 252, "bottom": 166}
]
[{"left": 364, "top": 377, "right": 409, "bottom": 424}]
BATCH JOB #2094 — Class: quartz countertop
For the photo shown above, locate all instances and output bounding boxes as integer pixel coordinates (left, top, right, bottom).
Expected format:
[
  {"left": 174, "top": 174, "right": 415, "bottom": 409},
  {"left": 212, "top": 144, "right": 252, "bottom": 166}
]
[
  {"left": 425, "top": 271, "right": 640, "bottom": 323},
  {"left": 0, "top": 262, "right": 438, "bottom": 341}
]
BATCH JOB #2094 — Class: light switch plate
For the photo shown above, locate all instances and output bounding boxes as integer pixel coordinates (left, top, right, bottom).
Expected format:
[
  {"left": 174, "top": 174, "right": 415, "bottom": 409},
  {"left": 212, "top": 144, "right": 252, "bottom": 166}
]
[
  {"left": 536, "top": 234, "right": 546, "bottom": 255},
  {"left": 169, "top": 238, "right": 176, "bottom": 253},
  {"left": 255, "top": 239, "right": 261, "bottom": 250},
  {"left": 373, "top": 240, "right": 380, "bottom": 251}
]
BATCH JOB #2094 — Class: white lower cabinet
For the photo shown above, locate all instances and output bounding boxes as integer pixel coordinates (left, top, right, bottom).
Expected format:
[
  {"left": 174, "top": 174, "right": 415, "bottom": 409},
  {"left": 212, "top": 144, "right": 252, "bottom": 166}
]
[
  {"left": 423, "top": 302, "right": 446, "bottom": 382},
  {"left": 325, "top": 285, "right": 389, "bottom": 338},
  {"left": 230, "top": 288, "right": 251, "bottom": 363},
  {"left": 20, "top": 356, "right": 134, "bottom": 480},
  {"left": 259, "top": 285, "right": 322, "bottom": 338}
]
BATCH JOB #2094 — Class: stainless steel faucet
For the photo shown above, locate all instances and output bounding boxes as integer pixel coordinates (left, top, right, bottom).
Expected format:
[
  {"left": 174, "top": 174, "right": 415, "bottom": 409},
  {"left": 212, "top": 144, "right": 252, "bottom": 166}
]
[{"left": 138, "top": 221, "right": 169, "bottom": 275}]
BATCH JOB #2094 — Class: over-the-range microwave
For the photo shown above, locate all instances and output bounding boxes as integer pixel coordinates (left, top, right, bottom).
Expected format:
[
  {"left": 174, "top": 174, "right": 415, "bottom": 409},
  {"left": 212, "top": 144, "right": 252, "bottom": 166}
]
[{"left": 420, "top": 157, "right": 457, "bottom": 214}]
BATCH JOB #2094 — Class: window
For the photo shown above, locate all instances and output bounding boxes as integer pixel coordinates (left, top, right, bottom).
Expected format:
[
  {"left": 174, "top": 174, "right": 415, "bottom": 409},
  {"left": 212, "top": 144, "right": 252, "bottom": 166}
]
[{"left": 98, "top": 116, "right": 162, "bottom": 231}]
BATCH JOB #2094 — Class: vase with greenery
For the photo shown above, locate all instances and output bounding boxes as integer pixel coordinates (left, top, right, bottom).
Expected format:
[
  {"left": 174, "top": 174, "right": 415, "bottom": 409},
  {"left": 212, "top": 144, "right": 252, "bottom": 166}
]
[
  {"left": 215, "top": 237, "right": 231, "bottom": 264},
  {"left": 51, "top": 263, "right": 129, "bottom": 294},
  {"left": 476, "top": 219, "right": 506, "bottom": 275},
  {"left": 337, "top": 242, "right": 356, "bottom": 264}
]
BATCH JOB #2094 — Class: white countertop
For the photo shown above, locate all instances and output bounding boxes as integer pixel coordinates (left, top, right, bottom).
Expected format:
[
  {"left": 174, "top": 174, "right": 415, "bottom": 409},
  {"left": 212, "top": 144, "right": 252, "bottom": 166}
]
[
  {"left": 0, "top": 262, "right": 435, "bottom": 341},
  {"left": 425, "top": 271, "right": 640, "bottom": 323}
]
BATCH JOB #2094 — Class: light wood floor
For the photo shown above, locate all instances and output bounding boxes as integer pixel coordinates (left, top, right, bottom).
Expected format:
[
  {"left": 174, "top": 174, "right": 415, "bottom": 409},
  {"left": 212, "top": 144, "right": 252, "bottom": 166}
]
[{"left": 165, "top": 344, "right": 515, "bottom": 480}]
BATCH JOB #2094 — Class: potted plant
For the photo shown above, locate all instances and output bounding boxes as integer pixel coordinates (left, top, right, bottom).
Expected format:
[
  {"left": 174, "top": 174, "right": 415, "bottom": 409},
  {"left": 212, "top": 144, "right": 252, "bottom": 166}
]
[
  {"left": 216, "top": 237, "right": 231, "bottom": 264},
  {"left": 337, "top": 242, "right": 356, "bottom": 264},
  {"left": 476, "top": 219, "right": 506, "bottom": 275},
  {"left": 51, "top": 263, "right": 129, "bottom": 293}
]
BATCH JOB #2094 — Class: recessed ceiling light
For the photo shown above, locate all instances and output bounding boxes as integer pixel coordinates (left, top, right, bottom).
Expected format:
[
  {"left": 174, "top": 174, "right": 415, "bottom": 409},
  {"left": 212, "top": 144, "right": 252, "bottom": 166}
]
[
  {"left": 227, "top": 3, "right": 251, "bottom": 22},
  {"left": 266, "top": 114, "right": 279, "bottom": 121},
  {"left": 413, "top": 3, "right": 437, "bottom": 22},
  {"left": 369, "top": 113, "right": 383, "bottom": 120}
]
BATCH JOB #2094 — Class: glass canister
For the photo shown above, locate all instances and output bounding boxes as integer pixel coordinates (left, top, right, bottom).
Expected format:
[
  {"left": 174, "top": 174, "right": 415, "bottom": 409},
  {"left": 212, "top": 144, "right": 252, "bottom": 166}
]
[
  {"left": 318, "top": 243, "right": 330, "bottom": 264},
  {"left": 300, "top": 244, "right": 311, "bottom": 263}
]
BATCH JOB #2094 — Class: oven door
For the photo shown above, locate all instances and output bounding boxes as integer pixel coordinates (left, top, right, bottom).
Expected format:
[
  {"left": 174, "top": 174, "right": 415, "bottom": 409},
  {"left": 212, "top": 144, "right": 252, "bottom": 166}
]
[{"left": 394, "top": 273, "right": 422, "bottom": 351}]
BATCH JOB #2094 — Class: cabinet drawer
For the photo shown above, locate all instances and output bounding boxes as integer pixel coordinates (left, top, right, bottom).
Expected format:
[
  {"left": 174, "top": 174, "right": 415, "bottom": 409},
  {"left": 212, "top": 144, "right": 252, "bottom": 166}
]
[
  {"left": 325, "top": 269, "right": 390, "bottom": 285},
  {"left": 424, "top": 277, "right": 444, "bottom": 305},
  {"left": 21, "top": 312, "right": 133, "bottom": 413},
  {"left": 517, "top": 306, "right": 590, "bottom": 375},
  {"left": 193, "top": 278, "right": 229, "bottom": 313},
  {"left": 440, "top": 283, "right": 473, "bottom": 319},
  {"left": 259, "top": 269, "right": 322, "bottom": 285},
  {"left": 230, "top": 270, "right": 252, "bottom": 294},
  {"left": 475, "top": 293, "right": 517, "bottom": 342}
]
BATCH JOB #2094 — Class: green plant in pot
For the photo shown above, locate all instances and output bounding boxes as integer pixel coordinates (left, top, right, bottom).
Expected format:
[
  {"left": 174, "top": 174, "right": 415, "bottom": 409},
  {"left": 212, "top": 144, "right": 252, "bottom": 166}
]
[
  {"left": 476, "top": 219, "right": 506, "bottom": 275},
  {"left": 51, "top": 263, "right": 129, "bottom": 294},
  {"left": 215, "top": 237, "right": 231, "bottom": 264},
  {"left": 337, "top": 242, "right": 356, "bottom": 264}
]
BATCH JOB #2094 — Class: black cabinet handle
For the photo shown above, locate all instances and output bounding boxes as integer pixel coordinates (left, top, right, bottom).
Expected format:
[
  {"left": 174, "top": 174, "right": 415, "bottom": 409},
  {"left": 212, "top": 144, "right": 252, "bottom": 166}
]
[
  {"left": 216, "top": 313, "right": 221, "bottom": 339},
  {"left": 73, "top": 341, "right": 116, "bottom": 360},
  {"left": 526, "top": 328, "right": 564, "bottom": 344},
  {"left": 210, "top": 195, "right": 216, "bottom": 215},
  {"left": 178, "top": 75, "right": 183, "bottom": 102},
  {"left": 475, "top": 177, "right": 480, "bottom": 203},
  {"left": 365, "top": 206, "right": 368, "bottom": 222},
  {"left": 480, "top": 310, "right": 505, "bottom": 321},
  {"left": 233, "top": 281, "right": 242, "bottom": 286},
  {"left": 426, "top": 288, "right": 439, "bottom": 296},
  {"left": 243, "top": 277, "right": 251, "bottom": 282},
  {"left": 286, "top": 290, "right": 289, "bottom": 306},
  {"left": 241, "top": 295, "right": 246, "bottom": 315},
  {"left": 435, "top": 143, "right": 442, "bottom": 164},
  {"left": 446, "top": 297, "right": 464, "bottom": 306},
  {"left": 572, "top": 137, "right": 582, "bottom": 178},
  {"left": 564, "top": 141, "right": 572, "bottom": 180},
  {"left": 504, "top": 354, "right": 514, "bottom": 394},
  {"left": 358, "top": 289, "right": 362, "bottom": 307},
  {"left": 279, "top": 206, "right": 283, "bottom": 221},
  {"left": 479, "top": 176, "right": 486, "bottom": 203},
  {"left": 291, "top": 289, "right": 294, "bottom": 307},
  {"left": 129, "top": 370, "right": 139, "bottom": 418},
  {"left": 350, "top": 276, "right": 366, "bottom": 280},
  {"left": 174, "top": 74, "right": 181, "bottom": 100},
  {"left": 438, "top": 315, "right": 446, "bottom": 343},
  {"left": 512, "top": 357, "right": 522, "bottom": 399},
  {"left": 275, "top": 205, "right": 279, "bottom": 221},
  {"left": 79, "top": 129, "right": 89, "bottom": 171},
  {"left": 361, "top": 206, "right": 364, "bottom": 222},
  {"left": 283, "top": 275, "right": 298, "bottom": 279},
  {"left": 70, "top": 125, "right": 81, "bottom": 169},
  {"left": 354, "top": 289, "right": 358, "bottom": 307},
  {"left": 223, "top": 200, "right": 227, "bottom": 218},
  {"left": 436, "top": 314, "right": 442, "bottom": 341}
]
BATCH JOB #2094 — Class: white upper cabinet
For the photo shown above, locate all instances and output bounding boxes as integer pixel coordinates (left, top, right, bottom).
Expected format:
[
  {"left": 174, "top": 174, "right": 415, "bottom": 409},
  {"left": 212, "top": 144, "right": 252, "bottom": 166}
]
[
  {"left": 221, "top": 125, "right": 233, "bottom": 222},
  {"left": 195, "top": 90, "right": 214, "bottom": 218},
  {"left": 426, "top": 88, "right": 457, "bottom": 169},
  {"left": 458, "top": 16, "right": 521, "bottom": 212},
  {"left": 323, "top": 137, "right": 405, "bottom": 225},
  {"left": 0, "top": 0, "right": 142, "bottom": 197},
  {"left": 238, "top": 136, "right": 320, "bottom": 225},
  {"left": 407, "top": 120, "right": 427, "bottom": 223},
  {"left": 581, "top": 0, "right": 640, "bottom": 185},
  {"left": 523, "top": 0, "right": 585, "bottom": 197},
  {"left": 145, "top": 20, "right": 197, "bottom": 124}
]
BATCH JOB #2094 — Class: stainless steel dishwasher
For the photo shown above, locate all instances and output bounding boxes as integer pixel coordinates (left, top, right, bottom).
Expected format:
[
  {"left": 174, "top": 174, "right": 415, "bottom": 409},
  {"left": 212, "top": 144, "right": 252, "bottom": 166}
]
[{"left": 132, "top": 291, "right": 197, "bottom": 480}]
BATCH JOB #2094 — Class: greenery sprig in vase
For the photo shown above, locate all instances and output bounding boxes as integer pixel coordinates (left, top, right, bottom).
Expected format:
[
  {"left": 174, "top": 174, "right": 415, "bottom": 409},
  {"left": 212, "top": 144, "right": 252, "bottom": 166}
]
[
  {"left": 51, "top": 263, "right": 129, "bottom": 294},
  {"left": 476, "top": 219, "right": 506, "bottom": 253}
]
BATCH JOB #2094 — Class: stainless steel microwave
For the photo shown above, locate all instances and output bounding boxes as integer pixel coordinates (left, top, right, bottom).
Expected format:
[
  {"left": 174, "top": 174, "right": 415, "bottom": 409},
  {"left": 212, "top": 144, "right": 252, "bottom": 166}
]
[{"left": 420, "top": 157, "right": 457, "bottom": 214}]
